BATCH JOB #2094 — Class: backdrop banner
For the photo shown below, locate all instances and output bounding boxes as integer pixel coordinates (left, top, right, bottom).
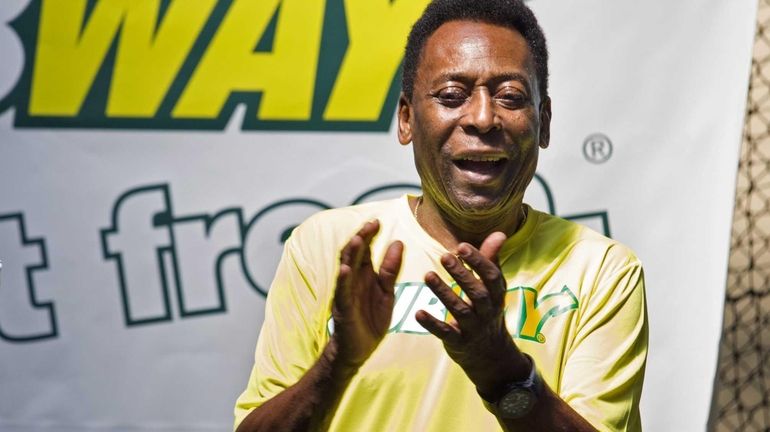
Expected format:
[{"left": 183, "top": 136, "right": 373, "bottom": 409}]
[{"left": 0, "top": 0, "right": 757, "bottom": 431}]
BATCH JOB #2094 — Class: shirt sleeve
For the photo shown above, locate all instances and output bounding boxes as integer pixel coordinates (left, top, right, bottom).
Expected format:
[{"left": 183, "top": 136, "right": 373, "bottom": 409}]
[
  {"left": 559, "top": 255, "right": 648, "bottom": 432},
  {"left": 233, "top": 231, "right": 332, "bottom": 430}
]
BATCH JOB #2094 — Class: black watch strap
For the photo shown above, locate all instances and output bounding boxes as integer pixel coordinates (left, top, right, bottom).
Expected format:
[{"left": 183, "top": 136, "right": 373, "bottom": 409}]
[{"left": 480, "top": 353, "right": 544, "bottom": 419}]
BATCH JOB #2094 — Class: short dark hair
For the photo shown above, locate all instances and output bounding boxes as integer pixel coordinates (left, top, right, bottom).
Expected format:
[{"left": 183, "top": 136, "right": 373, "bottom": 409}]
[{"left": 402, "top": 0, "right": 549, "bottom": 101}]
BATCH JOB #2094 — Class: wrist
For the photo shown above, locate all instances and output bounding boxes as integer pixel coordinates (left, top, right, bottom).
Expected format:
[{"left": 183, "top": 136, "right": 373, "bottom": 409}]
[
  {"left": 478, "top": 353, "right": 544, "bottom": 420},
  {"left": 474, "top": 345, "right": 532, "bottom": 401},
  {"left": 322, "top": 336, "right": 362, "bottom": 381}
]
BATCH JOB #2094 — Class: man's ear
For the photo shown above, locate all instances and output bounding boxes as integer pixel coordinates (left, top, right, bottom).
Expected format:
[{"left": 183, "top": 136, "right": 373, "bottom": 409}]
[
  {"left": 538, "top": 97, "right": 552, "bottom": 149},
  {"left": 397, "top": 92, "right": 413, "bottom": 145}
]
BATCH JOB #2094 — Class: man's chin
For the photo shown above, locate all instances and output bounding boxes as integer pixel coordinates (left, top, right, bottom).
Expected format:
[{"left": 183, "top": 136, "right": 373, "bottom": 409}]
[{"left": 449, "top": 194, "right": 513, "bottom": 217}]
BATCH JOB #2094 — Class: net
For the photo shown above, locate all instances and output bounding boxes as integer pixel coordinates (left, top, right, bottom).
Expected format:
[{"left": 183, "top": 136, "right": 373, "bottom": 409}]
[{"left": 709, "top": 1, "right": 770, "bottom": 430}]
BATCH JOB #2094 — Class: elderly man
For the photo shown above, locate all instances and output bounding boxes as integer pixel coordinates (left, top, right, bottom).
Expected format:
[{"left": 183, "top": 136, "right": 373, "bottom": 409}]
[{"left": 234, "top": 0, "right": 647, "bottom": 430}]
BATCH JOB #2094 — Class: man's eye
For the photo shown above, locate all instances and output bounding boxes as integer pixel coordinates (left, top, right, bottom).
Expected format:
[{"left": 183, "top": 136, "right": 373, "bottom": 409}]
[
  {"left": 435, "top": 89, "right": 467, "bottom": 106},
  {"left": 495, "top": 92, "right": 528, "bottom": 108}
]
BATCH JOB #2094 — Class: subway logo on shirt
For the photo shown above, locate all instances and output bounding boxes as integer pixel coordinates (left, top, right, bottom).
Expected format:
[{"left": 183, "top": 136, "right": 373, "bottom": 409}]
[
  {"left": 327, "top": 281, "right": 579, "bottom": 344},
  {"left": 1, "top": 0, "right": 430, "bottom": 131}
]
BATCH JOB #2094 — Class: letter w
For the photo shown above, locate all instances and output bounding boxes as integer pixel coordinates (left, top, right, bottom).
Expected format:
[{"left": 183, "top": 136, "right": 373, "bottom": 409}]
[{"left": 30, "top": 0, "right": 216, "bottom": 117}]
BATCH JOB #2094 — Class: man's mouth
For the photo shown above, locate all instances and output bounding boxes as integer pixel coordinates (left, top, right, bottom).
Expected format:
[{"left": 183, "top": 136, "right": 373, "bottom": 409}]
[{"left": 452, "top": 155, "right": 508, "bottom": 177}]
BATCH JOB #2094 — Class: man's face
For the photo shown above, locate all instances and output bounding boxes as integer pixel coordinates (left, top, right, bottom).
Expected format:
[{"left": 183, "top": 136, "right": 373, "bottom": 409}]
[{"left": 398, "top": 20, "right": 550, "bottom": 220}]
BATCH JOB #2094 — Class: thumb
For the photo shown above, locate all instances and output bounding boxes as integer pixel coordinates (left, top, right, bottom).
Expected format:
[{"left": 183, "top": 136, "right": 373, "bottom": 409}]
[{"left": 479, "top": 231, "right": 507, "bottom": 263}]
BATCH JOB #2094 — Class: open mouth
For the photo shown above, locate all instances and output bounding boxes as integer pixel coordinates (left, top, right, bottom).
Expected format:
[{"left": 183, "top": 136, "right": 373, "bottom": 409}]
[{"left": 453, "top": 156, "right": 508, "bottom": 176}]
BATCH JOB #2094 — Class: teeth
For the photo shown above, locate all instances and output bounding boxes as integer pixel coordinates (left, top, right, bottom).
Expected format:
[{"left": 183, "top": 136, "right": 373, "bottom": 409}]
[{"left": 459, "top": 156, "right": 503, "bottom": 162}]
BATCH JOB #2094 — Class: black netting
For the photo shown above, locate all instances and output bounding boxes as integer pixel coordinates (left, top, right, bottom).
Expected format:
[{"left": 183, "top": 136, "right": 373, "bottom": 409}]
[{"left": 709, "top": 1, "right": 770, "bottom": 430}]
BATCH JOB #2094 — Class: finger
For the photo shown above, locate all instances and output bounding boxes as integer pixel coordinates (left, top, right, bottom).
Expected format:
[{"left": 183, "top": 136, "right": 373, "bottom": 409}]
[
  {"left": 334, "top": 263, "right": 354, "bottom": 311},
  {"left": 415, "top": 309, "right": 462, "bottom": 344},
  {"left": 456, "top": 242, "right": 506, "bottom": 306},
  {"left": 353, "top": 220, "right": 381, "bottom": 268},
  {"left": 440, "top": 252, "right": 494, "bottom": 317},
  {"left": 339, "top": 235, "right": 359, "bottom": 267},
  {"left": 377, "top": 241, "right": 404, "bottom": 294},
  {"left": 338, "top": 236, "right": 365, "bottom": 302},
  {"left": 342, "top": 220, "right": 379, "bottom": 256},
  {"left": 424, "top": 271, "right": 477, "bottom": 328},
  {"left": 340, "top": 221, "right": 377, "bottom": 270},
  {"left": 358, "top": 219, "right": 381, "bottom": 244}
]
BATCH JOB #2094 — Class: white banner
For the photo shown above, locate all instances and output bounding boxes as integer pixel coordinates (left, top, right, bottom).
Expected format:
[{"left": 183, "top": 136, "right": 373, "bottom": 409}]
[{"left": 0, "top": 0, "right": 757, "bottom": 431}]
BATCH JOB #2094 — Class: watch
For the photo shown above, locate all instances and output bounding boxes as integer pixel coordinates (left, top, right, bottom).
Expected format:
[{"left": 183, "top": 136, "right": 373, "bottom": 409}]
[{"left": 482, "top": 354, "right": 544, "bottom": 419}]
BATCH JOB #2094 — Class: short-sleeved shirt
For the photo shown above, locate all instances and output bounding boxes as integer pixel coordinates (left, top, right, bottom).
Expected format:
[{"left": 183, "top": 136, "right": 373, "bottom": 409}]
[{"left": 234, "top": 195, "right": 647, "bottom": 431}]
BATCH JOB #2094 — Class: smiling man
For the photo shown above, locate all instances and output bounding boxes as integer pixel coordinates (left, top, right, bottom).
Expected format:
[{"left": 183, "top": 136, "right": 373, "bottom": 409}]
[{"left": 234, "top": 1, "right": 647, "bottom": 431}]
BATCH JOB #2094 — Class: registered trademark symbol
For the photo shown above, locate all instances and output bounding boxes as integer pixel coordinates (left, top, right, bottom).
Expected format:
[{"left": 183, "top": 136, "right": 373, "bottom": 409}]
[{"left": 582, "top": 133, "right": 613, "bottom": 164}]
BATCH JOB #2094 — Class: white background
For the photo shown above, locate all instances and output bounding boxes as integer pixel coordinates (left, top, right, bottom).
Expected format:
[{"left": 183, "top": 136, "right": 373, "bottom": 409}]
[{"left": 0, "top": 0, "right": 758, "bottom": 430}]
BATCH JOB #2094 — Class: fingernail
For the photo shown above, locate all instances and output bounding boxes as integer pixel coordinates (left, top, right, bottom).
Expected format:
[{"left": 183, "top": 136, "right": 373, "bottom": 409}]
[{"left": 457, "top": 244, "right": 470, "bottom": 257}]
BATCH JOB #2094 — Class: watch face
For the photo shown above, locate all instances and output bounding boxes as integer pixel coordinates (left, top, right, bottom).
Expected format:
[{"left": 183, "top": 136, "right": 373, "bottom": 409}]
[{"left": 499, "top": 388, "right": 535, "bottom": 418}]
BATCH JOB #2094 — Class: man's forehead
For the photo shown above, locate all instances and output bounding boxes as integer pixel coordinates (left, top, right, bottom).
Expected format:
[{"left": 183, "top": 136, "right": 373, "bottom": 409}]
[
  {"left": 417, "top": 20, "right": 536, "bottom": 84},
  {"left": 424, "top": 20, "right": 530, "bottom": 60}
]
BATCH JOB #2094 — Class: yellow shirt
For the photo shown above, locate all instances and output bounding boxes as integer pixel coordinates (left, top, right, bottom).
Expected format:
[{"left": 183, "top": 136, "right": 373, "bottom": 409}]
[{"left": 235, "top": 195, "right": 647, "bottom": 431}]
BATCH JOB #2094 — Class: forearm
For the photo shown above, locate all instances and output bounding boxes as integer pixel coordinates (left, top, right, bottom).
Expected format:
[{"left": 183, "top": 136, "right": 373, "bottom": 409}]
[
  {"left": 474, "top": 353, "right": 598, "bottom": 432},
  {"left": 495, "top": 385, "right": 598, "bottom": 432},
  {"left": 236, "top": 337, "right": 357, "bottom": 432}
]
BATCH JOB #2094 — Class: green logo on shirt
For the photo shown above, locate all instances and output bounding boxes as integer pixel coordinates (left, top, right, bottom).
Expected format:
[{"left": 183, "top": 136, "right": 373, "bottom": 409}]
[
  {"left": 503, "top": 286, "right": 579, "bottom": 344},
  {"left": 326, "top": 282, "right": 580, "bottom": 344}
]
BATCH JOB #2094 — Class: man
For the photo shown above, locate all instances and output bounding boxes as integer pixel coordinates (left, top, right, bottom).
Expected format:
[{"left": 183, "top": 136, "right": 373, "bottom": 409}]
[{"left": 234, "top": 0, "right": 647, "bottom": 430}]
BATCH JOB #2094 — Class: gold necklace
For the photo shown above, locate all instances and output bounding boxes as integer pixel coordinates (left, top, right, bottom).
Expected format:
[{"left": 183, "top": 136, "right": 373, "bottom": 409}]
[{"left": 413, "top": 195, "right": 422, "bottom": 220}]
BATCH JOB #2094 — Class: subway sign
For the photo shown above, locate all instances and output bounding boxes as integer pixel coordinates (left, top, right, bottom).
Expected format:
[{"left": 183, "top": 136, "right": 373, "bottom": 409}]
[{"left": 0, "top": 0, "right": 429, "bottom": 131}]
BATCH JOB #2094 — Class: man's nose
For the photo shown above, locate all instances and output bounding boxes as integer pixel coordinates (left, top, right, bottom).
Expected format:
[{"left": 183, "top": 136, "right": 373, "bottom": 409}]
[{"left": 461, "top": 90, "right": 501, "bottom": 134}]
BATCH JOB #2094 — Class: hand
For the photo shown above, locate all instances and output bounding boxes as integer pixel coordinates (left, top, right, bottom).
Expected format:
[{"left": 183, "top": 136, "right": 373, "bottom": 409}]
[
  {"left": 415, "top": 232, "right": 530, "bottom": 398},
  {"left": 331, "top": 220, "right": 404, "bottom": 371}
]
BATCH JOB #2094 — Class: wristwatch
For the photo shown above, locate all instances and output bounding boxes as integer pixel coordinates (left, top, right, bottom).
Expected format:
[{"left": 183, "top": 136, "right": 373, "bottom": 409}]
[{"left": 482, "top": 354, "right": 544, "bottom": 419}]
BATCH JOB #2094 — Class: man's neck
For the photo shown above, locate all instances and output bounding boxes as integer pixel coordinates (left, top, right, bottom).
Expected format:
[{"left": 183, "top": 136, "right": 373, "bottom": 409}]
[{"left": 412, "top": 195, "right": 526, "bottom": 251}]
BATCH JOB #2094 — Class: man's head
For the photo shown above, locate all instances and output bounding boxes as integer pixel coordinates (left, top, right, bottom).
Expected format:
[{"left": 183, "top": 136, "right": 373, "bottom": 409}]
[
  {"left": 397, "top": 0, "right": 551, "bottom": 236},
  {"left": 402, "top": 0, "right": 549, "bottom": 102}
]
